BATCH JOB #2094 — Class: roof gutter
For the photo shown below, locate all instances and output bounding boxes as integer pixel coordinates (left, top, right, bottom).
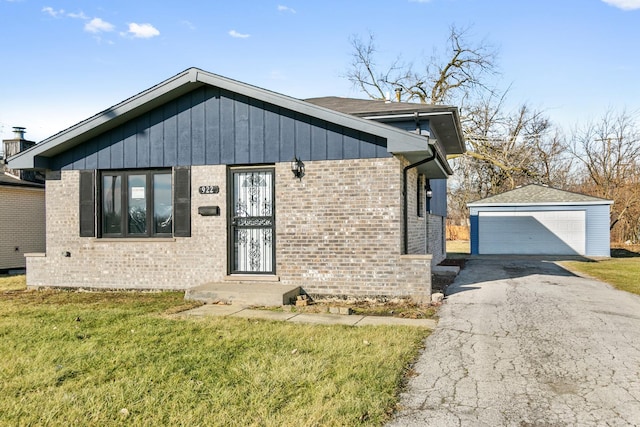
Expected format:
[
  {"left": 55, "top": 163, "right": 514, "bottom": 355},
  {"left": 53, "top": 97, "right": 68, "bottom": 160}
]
[{"left": 403, "top": 150, "right": 437, "bottom": 254}]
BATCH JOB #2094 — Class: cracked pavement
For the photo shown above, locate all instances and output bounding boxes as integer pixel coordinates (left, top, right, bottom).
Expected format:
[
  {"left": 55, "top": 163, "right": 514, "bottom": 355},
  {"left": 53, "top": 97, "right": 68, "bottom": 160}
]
[{"left": 388, "top": 257, "right": 640, "bottom": 426}]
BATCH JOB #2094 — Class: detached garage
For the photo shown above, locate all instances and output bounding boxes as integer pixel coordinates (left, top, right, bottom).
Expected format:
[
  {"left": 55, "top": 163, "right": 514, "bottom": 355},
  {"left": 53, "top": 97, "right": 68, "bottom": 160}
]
[{"left": 468, "top": 184, "right": 613, "bottom": 256}]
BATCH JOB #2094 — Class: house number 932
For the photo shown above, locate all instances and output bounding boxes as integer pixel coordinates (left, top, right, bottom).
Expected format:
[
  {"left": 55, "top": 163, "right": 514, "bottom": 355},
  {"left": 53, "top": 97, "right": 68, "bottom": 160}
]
[{"left": 198, "top": 185, "right": 219, "bottom": 194}]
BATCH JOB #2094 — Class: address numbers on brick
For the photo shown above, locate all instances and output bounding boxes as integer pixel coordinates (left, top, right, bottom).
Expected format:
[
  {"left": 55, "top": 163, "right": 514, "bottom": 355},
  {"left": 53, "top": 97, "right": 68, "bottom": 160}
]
[{"left": 198, "top": 185, "right": 219, "bottom": 194}]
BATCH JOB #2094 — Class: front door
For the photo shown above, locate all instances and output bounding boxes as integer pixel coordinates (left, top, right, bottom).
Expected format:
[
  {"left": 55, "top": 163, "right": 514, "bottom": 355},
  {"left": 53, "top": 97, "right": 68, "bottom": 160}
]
[{"left": 229, "top": 168, "right": 275, "bottom": 274}]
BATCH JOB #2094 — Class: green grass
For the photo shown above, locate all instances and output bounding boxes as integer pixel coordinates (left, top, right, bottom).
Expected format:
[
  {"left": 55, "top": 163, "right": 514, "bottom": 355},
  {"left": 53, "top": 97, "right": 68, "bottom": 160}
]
[
  {"left": 562, "top": 255, "right": 640, "bottom": 296},
  {"left": 0, "top": 276, "right": 429, "bottom": 426}
]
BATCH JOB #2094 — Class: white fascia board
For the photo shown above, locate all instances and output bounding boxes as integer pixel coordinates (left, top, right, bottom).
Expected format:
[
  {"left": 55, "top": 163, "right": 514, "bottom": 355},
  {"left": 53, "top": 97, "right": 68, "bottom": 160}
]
[{"left": 467, "top": 201, "right": 614, "bottom": 208}]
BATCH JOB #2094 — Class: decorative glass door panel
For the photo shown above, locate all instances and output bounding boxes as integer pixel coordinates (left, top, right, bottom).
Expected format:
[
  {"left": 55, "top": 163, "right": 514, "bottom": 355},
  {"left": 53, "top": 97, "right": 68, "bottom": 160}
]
[{"left": 230, "top": 169, "right": 275, "bottom": 274}]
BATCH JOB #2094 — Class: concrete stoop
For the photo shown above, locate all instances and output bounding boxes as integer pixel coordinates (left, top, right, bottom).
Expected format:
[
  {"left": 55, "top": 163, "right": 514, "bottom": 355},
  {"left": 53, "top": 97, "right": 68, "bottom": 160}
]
[
  {"left": 431, "top": 264, "right": 461, "bottom": 294},
  {"left": 431, "top": 265, "right": 461, "bottom": 276},
  {"left": 185, "top": 282, "right": 301, "bottom": 307}
]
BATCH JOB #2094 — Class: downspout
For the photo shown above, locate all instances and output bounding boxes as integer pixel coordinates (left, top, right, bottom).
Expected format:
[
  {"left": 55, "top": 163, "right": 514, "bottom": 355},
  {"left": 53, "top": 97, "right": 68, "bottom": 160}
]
[{"left": 403, "top": 149, "right": 437, "bottom": 254}]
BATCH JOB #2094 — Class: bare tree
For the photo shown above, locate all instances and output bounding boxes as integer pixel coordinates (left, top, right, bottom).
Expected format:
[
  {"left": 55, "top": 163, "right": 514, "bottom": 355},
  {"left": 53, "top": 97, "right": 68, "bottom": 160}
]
[
  {"left": 570, "top": 109, "right": 640, "bottom": 242},
  {"left": 347, "top": 25, "right": 499, "bottom": 104},
  {"left": 462, "top": 90, "right": 570, "bottom": 194},
  {"left": 346, "top": 25, "right": 571, "bottom": 227}
]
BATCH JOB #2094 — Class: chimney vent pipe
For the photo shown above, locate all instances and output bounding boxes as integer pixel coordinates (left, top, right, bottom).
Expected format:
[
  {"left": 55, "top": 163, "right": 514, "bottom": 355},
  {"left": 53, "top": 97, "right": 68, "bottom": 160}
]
[
  {"left": 395, "top": 88, "right": 402, "bottom": 102},
  {"left": 12, "top": 127, "right": 26, "bottom": 140}
]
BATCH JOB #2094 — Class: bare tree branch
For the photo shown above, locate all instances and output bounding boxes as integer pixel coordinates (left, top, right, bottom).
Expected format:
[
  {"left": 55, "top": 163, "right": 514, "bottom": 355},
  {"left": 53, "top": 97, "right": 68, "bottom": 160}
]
[{"left": 569, "top": 109, "right": 640, "bottom": 241}]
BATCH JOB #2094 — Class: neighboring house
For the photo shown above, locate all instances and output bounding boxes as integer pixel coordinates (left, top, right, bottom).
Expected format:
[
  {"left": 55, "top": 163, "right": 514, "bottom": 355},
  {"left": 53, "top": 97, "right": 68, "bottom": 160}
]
[
  {"left": 468, "top": 184, "right": 613, "bottom": 256},
  {"left": 8, "top": 68, "right": 465, "bottom": 302},
  {"left": 1, "top": 128, "right": 45, "bottom": 271}
]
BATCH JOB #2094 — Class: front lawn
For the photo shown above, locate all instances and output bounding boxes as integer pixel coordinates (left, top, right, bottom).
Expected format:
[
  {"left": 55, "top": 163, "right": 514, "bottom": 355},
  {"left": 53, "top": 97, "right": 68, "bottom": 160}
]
[
  {"left": 0, "top": 276, "right": 429, "bottom": 426},
  {"left": 561, "top": 251, "right": 640, "bottom": 296}
]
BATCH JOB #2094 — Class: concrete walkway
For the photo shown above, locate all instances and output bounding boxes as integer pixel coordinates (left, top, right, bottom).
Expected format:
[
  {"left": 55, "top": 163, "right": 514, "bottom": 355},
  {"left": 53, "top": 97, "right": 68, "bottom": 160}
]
[
  {"left": 388, "top": 256, "right": 640, "bottom": 426},
  {"left": 176, "top": 304, "right": 437, "bottom": 328}
]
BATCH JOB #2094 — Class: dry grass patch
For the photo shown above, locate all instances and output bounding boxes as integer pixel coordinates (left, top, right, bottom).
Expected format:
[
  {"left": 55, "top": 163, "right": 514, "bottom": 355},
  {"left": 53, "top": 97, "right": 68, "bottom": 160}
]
[
  {"left": 446, "top": 240, "right": 470, "bottom": 256},
  {"left": 0, "top": 276, "right": 429, "bottom": 426},
  {"left": 0, "top": 274, "right": 27, "bottom": 292}
]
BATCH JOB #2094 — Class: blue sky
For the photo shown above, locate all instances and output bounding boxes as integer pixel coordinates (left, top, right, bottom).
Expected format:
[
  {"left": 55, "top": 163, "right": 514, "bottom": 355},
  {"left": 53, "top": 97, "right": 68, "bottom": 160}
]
[{"left": 1, "top": 0, "right": 639, "bottom": 142}]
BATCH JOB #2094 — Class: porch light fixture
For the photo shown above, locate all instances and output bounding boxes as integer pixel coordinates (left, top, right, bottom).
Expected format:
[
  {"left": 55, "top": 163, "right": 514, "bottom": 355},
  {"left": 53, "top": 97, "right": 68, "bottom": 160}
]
[
  {"left": 426, "top": 182, "right": 433, "bottom": 199},
  {"left": 291, "top": 156, "right": 305, "bottom": 180}
]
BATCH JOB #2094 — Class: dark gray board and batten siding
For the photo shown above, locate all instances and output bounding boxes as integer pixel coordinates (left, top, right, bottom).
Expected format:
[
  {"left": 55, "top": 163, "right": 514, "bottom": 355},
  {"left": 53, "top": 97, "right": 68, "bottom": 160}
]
[{"left": 52, "top": 86, "right": 390, "bottom": 171}]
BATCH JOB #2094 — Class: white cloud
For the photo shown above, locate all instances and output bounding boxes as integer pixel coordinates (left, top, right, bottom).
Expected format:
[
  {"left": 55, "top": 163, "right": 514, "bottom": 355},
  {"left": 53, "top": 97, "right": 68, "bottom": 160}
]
[
  {"left": 228, "top": 29, "right": 250, "bottom": 38},
  {"left": 277, "top": 5, "right": 296, "bottom": 13},
  {"left": 67, "top": 11, "right": 89, "bottom": 20},
  {"left": 42, "top": 6, "right": 64, "bottom": 18},
  {"left": 85, "top": 18, "right": 115, "bottom": 33},
  {"left": 602, "top": 0, "right": 640, "bottom": 9},
  {"left": 126, "top": 23, "right": 160, "bottom": 38}
]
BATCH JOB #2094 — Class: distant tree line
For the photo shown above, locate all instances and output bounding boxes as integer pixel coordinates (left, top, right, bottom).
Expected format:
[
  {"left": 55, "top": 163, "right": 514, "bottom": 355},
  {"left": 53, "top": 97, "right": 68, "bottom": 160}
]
[{"left": 346, "top": 26, "right": 640, "bottom": 243}]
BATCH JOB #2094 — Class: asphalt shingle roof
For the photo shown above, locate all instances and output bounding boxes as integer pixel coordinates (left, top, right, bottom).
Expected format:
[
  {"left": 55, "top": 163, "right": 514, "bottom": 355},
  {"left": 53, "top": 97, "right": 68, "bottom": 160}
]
[
  {"left": 304, "top": 96, "right": 465, "bottom": 156},
  {"left": 468, "top": 184, "right": 612, "bottom": 205}
]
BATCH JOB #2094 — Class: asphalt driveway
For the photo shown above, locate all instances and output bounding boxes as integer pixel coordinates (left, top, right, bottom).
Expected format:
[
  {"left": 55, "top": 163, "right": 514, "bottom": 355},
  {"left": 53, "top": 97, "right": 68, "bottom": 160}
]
[{"left": 389, "top": 256, "right": 640, "bottom": 426}]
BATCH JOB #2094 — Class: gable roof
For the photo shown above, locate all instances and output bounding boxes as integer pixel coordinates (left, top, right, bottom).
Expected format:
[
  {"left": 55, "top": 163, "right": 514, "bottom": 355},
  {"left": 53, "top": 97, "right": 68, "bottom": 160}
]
[
  {"left": 467, "top": 184, "right": 613, "bottom": 207},
  {"left": 8, "top": 68, "right": 463, "bottom": 178},
  {"left": 305, "top": 96, "right": 465, "bottom": 156}
]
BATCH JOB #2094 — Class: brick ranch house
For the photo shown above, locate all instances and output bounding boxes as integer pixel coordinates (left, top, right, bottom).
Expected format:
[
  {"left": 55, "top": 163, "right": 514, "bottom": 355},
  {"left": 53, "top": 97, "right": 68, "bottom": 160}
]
[{"left": 8, "top": 68, "right": 464, "bottom": 303}]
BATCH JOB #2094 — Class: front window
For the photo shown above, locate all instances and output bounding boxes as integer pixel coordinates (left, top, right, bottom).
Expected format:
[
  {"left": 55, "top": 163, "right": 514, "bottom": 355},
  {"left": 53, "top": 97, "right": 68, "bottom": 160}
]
[{"left": 101, "top": 170, "right": 172, "bottom": 237}]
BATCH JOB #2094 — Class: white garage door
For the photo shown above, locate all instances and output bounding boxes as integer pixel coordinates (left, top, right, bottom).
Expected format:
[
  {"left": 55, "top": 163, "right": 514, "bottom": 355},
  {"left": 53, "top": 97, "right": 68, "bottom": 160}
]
[{"left": 479, "top": 210, "right": 586, "bottom": 255}]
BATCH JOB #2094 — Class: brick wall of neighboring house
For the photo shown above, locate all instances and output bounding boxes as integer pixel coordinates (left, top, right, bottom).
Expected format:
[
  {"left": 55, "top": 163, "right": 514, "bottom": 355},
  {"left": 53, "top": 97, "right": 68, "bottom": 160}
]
[
  {"left": 0, "top": 186, "right": 45, "bottom": 270},
  {"left": 27, "top": 158, "right": 437, "bottom": 301}
]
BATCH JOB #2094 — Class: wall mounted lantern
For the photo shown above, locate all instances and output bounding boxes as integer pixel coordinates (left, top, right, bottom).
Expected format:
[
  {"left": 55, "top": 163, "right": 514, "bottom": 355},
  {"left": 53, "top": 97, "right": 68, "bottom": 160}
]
[
  {"left": 291, "top": 156, "right": 305, "bottom": 180},
  {"left": 426, "top": 181, "right": 433, "bottom": 199}
]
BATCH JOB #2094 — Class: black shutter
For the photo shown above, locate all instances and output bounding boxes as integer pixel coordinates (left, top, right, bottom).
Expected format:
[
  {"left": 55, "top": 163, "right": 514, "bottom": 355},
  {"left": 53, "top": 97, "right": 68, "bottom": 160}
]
[
  {"left": 79, "top": 170, "right": 96, "bottom": 237},
  {"left": 173, "top": 166, "right": 191, "bottom": 237}
]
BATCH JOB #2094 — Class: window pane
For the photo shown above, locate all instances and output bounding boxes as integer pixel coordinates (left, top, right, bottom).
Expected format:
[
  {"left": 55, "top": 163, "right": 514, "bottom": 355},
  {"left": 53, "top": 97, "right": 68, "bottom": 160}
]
[
  {"left": 102, "top": 175, "right": 121, "bottom": 234},
  {"left": 128, "top": 174, "right": 147, "bottom": 234},
  {"left": 154, "top": 173, "right": 172, "bottom": 234}
]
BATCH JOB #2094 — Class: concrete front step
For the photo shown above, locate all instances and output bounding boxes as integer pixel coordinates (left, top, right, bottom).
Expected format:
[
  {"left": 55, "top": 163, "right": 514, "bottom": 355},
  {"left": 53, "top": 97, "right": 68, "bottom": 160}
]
[
  {"left": 185, "top": 282, "right": 301, "bottom": 307},
  {"left": 432, "top": 265, "right": 460, "bottom": 275}
]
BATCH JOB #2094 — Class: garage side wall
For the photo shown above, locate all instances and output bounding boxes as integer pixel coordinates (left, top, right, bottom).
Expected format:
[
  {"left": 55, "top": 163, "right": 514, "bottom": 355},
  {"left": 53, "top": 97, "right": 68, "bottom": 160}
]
[{"left": 585, "top": 204, "right": 611, "bottom": 257}]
